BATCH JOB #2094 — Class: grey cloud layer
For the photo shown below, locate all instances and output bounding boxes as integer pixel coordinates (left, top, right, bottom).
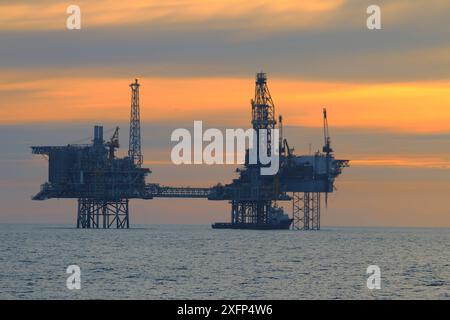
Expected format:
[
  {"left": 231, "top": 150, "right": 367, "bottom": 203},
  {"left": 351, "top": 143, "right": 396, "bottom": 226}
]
[{"left": 0, "top": 1, "right": 449, "bottom": 82}]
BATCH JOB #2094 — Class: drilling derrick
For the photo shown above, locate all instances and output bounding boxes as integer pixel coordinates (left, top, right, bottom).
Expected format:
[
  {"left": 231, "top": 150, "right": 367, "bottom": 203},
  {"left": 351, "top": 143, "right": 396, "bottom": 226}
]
[
  {"left": 252, "top": 72, "right": 276, "bottom": 157},
  {"left": 234, "top": 72, "right": 279, "bottom": 226},
  {"left": 210, "top": 72, "right": 292, "bottom": 229},
  {"left": 129, "top": 79, "right": 143, "bottom": 167}
]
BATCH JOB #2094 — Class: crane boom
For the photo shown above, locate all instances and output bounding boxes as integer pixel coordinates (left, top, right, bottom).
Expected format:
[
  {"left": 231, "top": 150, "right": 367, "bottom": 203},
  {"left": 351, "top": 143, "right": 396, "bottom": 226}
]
[
  {"left": 106, "top": 126, "right": 120, "bottom": 160},
  {"left": 322, "top": 108, "right": 333, "bottom": 154}
]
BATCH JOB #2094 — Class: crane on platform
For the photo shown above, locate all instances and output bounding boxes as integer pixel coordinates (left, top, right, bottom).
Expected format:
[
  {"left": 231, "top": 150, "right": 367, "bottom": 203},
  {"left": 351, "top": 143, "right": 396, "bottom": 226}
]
[
  {"left": 322, "top": 108, "right": 333, "bottom": 155},
  {"left": 324, "top": 108, "right": 331, "bottom": 206},
  {"left": 106, "top": 127, "right": 120, "bottom": 160}
]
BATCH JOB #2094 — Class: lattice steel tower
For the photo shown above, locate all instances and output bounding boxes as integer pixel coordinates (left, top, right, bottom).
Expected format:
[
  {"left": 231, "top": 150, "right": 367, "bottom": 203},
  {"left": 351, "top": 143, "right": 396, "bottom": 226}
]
[
  {"left": 252, "top": 72, "right": 277, "bottom": 157},
  {"left": 292, "top": 192, "right": 321, "bottom": 230},
  {"left": 129, "top": 79, "right": 143, "bottom": 167}
]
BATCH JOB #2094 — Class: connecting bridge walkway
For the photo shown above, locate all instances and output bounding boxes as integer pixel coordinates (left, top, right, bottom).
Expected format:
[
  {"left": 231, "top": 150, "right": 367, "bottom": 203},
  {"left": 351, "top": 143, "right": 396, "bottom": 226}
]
[{"left": 145, "top": 184, "right": 211, "bottom": 198}]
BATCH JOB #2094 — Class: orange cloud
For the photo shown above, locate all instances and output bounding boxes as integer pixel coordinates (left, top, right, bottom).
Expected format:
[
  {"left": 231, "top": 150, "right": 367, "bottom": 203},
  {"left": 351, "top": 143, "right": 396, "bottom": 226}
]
[
  {"left": 1, "top": 74, "right": 450, "bottom": 133},
  {"left": 0, "top": 0, "right": 345, "bottom": 31},
  {"left": 2, "top": 0, "right": 450, "bottom": 32},
  {"left": 351, "top": 157, "right": 450, "bottom": 169}
]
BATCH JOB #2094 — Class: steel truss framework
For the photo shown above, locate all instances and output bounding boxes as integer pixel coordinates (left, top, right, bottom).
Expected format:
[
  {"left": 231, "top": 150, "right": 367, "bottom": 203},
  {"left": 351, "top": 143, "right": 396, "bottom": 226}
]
[
  {"left": 129, "top": 79, "right": 143, "bottom": 167},
  {"left": 76, "top": 198, "right": 129, "bottom": 229},
  {"left": 292, "top": 192, "right": 321, "bottom": 230},
  {"left": 231, "top": 200, "right": 272, "bottom": 224},
  {"left": 252, "top": 72, "right": 276, "bottom": 158}
]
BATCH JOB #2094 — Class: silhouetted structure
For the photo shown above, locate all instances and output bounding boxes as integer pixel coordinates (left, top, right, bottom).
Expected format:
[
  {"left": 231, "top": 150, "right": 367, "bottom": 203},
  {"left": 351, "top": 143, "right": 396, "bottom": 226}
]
[
  {"left": 31, "top": 73, "right": 348, "bottom": 230},
  {"left": 129, "top": 79, "right": 143, "bottom": 167},
  {"left": 31, "top": 80, "right": 151, "bottom": 229},
  {"left": 209, "top": 73, "right": 349, "bottom": 230}
]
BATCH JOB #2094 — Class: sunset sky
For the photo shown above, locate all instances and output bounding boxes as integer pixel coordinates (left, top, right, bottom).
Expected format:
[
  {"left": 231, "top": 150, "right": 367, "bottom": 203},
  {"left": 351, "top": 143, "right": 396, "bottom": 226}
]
[{"left": 1, "top": 0, "right": 449, "bottom": 227}]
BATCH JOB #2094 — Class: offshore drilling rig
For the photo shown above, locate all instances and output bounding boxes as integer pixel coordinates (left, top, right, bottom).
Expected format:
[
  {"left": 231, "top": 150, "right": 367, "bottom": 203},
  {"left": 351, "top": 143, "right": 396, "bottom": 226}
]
[
  {"left": 31, "top": 73, "right": 348, "bottom": 230},
  {"left": 208, "top": 73, "right": 349, "bottom": 230}
]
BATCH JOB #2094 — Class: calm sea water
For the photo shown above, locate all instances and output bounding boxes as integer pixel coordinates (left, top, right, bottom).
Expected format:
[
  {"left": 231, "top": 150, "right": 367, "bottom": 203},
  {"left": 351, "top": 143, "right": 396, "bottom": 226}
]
[{"left": 0, "top": 224, "right": 449, "bottom": 299}]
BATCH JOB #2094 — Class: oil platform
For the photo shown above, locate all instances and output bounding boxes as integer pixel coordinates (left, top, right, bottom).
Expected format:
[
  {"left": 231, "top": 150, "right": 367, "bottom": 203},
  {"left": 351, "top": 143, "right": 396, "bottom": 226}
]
[
  {"left": 31, "top": 73, "right": 348, "bottom": 230},
  {"left": 208, "top": 72, "right": 349, "bottom": 230},
  {"left": 31, "top": 80, "right": 152, "bottom": 228}
]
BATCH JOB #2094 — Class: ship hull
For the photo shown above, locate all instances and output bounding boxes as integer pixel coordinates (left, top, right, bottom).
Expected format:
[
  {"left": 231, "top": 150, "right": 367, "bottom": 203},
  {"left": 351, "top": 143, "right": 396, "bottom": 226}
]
[{"left": 212, "top": 219, "right": 293, "bottom": 230}]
